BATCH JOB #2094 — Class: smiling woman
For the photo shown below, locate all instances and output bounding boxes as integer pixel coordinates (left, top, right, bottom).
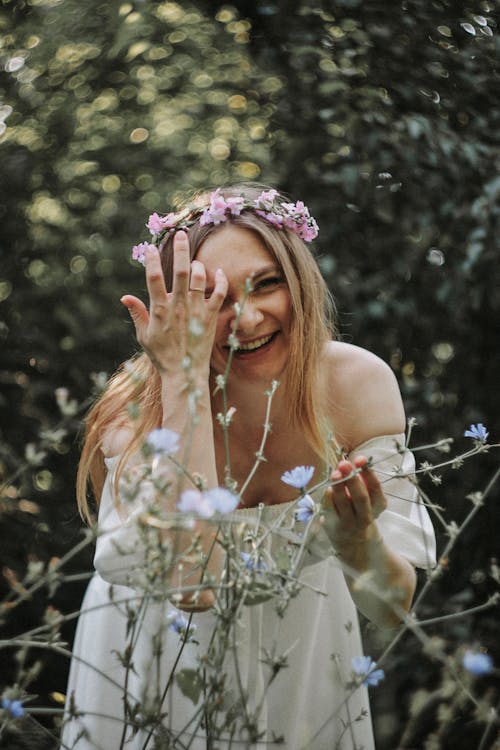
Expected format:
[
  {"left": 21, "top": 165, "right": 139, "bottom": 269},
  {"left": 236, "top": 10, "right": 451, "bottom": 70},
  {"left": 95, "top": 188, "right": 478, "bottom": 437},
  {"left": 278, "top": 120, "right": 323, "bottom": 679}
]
[
  {"left": 61, "top": 184, "right": 436, "bottom": 749},
  {"left": 195, "top": 226, "right": 293, "bottom": 382}
]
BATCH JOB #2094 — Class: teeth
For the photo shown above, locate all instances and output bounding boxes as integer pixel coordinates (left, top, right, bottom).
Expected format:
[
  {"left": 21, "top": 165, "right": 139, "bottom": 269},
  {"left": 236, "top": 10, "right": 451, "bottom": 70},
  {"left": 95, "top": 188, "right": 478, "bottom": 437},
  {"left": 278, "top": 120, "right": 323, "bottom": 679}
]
[{"left": 237, "top": 334, "right": 274, "bottom": 352}]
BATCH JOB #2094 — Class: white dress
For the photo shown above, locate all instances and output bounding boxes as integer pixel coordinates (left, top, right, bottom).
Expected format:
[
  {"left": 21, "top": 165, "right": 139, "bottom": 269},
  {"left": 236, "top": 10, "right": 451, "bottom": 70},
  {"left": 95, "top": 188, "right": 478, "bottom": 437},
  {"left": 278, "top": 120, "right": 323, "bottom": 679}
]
[{"left": 61, "top": 434, "right": 436, "bottom": 750}]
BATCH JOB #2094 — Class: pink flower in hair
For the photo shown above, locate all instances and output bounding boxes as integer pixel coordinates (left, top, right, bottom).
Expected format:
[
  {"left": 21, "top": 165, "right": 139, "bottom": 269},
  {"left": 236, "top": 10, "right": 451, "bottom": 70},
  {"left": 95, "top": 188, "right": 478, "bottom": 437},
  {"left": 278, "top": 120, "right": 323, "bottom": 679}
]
[
  {"left": 281, "top": 201, "right": 319, "bottom": 241},
  {"left": 132, "top": 187, "right": 319, "bottom": 261},
  {"left": 131, "top": 241, "right": 151, "bottom": 266},
  {"left": 226, "top": 196, "right": 245, "bottom": 216},
  {"left": 147, "top": 212, "right": 178, "bottom": 234},
  {"left": 147, "top": 213, "right": 165, "bottom": 234},
  {"left": 255, "top": 210, "right": 283, "bottom": 228},
  {"left": 161, "top": 212, "right": 178, "bottom": 228},
  {"left": 254, "top": 189, "right": 279, "bottom": 210},
  {"left": 299, "top": 220, "right": 319, "bottom": 242},
  {"left": 281, "top": 201, "right": 300, "bottom": 223},
  {"left": 200, "top": 189, "right": 229, "bottom": 225}
]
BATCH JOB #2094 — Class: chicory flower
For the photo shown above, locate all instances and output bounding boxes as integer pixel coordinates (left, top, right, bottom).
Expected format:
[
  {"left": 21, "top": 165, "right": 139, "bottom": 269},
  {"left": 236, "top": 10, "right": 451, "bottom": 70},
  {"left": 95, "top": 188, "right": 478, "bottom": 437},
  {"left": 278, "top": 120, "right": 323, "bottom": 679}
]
[
  {"left": 204, "top": 487, "right": 239, "bottom": 514},
  {"left": 295, "top": 494, "right": 315, "bottom": 523},
  {"left": 146, "top": 428, "right": 180, "bottom": 456},
  {"left": 177, "top": 489, "right": 214, "bottom": 519},
  {"left": 167, "top": 610, "right": 196, "bottom": 641},
  {"left": 281, "top": 465, "right": 315, "bottom": 490},
  {"left": 351, "top": 656, "right": 385, "bottom": 687},
  {"left": 241, "top": 552, "right": 268, "bottom": 572},
  {"left": 177, "top": 487, "right": 239, "bottom": 518},
  {"left": 462, "top": 650, "right": 493, "bottom": 675},
  {"left": 464, "top": 423, "right": 489, "bottom": 443},
  {"left": 2, "top": 697, "right": 25, "bottom": 718}
]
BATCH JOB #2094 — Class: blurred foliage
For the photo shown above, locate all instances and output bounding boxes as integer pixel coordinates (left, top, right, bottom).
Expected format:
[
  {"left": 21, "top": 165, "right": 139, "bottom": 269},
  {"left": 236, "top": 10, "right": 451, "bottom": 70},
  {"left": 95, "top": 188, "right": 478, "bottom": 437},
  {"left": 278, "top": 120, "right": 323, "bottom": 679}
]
[{"left": 0, "top": 0, "right": 498, "bottom": 747}]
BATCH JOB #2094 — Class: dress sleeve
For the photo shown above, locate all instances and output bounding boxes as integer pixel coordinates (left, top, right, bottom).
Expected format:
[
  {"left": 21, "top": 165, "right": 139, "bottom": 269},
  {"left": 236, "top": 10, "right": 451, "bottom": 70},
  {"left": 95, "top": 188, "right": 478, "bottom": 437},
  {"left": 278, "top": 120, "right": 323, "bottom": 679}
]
[
  {"left": 348, "top": 434, "right": 436, "bottom": 569},
  {"left": 93, "top": 456, "right": 152, "bottom": 587}
]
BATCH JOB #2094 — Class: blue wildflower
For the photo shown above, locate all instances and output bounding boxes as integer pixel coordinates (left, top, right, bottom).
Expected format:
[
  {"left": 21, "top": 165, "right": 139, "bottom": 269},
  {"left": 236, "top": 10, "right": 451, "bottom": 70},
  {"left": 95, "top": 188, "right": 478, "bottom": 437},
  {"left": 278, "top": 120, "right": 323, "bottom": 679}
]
[
  {"left": 177, "top": 489, "right": 214, "bottom": 519},
  {"left": 241, "top": 552, "right": 268, "bottom": 572},
  {"left": 295, "top": 494, "right": 315, "bottom": 523},
  {"left": 351, "top": 656, "right": 385, "bottom": 687},
  {"left": 2, "top": 697, "right": 25, "bottom": 718},
  {"left": 167, "top": 610, "right": 196, "bottom": 641},
  {"left": 177, "top": 487, "right": 239, "bottom": 518},
  {"left": 204, "top": 487, "right": 239, "bottom": 514},
  {"left": 281, "top": 465, "right": 315, "bottom": 489},
  {"left": 146, "top": 428, "right": 180, "bottom": 455},
  {"left": 464, "top": 423, "right": 489, "bottom": 443},
  {"left": 462, "top": 651, "right": 493, "bottom": 676}
]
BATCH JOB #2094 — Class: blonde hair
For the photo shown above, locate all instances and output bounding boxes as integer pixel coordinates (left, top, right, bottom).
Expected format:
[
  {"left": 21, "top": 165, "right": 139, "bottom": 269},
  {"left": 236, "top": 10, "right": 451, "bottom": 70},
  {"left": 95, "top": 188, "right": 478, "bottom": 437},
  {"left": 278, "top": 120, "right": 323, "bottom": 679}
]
[{"left": 77, "top": 184, "right": 338, "bottom": 523}]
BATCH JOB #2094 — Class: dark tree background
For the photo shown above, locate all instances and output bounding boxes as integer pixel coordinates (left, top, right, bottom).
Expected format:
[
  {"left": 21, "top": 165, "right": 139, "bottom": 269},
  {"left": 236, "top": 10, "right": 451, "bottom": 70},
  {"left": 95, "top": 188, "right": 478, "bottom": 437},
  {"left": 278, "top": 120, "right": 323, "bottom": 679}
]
[{"left": 0, "top": 0, "right": 498, "bottom": 747}]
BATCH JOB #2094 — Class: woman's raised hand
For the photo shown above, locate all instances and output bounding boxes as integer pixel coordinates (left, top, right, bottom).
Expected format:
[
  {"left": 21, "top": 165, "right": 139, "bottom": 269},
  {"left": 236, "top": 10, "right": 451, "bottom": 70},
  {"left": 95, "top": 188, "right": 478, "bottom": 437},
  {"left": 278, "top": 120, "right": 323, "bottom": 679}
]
[
  {"left": 121, "top": 231, "right": 228, "bottom": 379},
  {"left": 322, "top": 456, "right": 387, "bottom": 549}
]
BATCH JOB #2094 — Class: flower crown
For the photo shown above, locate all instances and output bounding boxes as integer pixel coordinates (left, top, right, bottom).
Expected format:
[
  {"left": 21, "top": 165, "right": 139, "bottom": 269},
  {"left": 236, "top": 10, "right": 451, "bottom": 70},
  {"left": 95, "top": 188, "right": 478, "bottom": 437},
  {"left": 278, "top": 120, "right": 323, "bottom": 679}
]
[{"left": 131, "top": 188, "right": 319, "bottom": 265}]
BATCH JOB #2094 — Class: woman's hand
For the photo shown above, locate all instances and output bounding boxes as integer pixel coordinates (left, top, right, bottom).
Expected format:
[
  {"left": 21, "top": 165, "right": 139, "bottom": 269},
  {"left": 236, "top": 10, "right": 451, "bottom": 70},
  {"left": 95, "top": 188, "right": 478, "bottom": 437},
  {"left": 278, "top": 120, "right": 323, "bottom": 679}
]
[
  {"left": 322, "top": 456, "right": 387, "bottom": 550},
  {"left": 323, "top": 457, "right": 416, "bottom": 626},
  {"left": 121, "top": 232, "right": 228, "bottom": 379}
]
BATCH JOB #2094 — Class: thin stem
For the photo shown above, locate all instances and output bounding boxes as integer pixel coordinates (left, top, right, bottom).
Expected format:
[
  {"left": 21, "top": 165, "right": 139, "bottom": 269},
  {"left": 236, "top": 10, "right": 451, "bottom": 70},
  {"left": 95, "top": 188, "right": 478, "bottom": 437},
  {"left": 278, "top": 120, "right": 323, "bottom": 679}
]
[
  {"left": 415, "top": 595, "right": 499, "bottom": 627},
  {"left": 215, "top": 281, "right": 252, "bottom": 490},
  {"left": 140, "top": 611, "right": 196, "bottom": 750},
  {"left": 0, "top": 395, "right": 94, "bottom": 497},
  {"left": 412, "top": 465, "right": 500, "bottom": 612},
  {"left": 1, "top": 531, "right": 95, "bottom": 610},
  {"left": 239, "top": 379, "right": 279, "bottom": 501},
  {"left": 477, "top": 695, "right": 500, "bottom": 750}
]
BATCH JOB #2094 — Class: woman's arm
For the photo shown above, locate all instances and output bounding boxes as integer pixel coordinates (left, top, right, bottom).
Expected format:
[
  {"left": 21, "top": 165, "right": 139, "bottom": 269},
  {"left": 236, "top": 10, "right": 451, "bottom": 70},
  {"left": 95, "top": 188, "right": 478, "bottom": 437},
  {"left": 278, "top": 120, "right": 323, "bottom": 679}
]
[
  {"left": 322, "top": 343, "right": 419, "bottom": 627},
  {"left": 115, "top": 231, "right": 228, "bottom": 609},
  {"left": 323, "top": 456, "right": 417, "bottom": 627}
]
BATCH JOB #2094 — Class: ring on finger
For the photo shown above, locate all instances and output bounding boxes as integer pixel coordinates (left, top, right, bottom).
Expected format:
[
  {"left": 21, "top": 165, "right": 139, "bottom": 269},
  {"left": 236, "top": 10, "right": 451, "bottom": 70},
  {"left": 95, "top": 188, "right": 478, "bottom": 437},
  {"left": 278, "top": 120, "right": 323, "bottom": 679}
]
[{"left": 189, "top": 285, "right": 205, "bottom": 292}]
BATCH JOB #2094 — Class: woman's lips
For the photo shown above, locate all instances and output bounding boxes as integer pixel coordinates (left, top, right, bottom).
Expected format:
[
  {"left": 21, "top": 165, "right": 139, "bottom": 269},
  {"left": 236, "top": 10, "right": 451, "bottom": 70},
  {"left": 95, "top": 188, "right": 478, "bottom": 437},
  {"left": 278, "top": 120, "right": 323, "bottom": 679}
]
[{"left": 225, "top": 331, "right": 279, "bottom": 357}]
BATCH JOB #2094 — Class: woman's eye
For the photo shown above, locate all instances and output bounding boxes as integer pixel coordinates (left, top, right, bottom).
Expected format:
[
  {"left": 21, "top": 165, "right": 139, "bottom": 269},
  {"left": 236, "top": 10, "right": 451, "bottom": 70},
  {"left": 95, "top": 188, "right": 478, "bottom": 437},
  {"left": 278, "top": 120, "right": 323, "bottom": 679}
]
[{"left": 257, "top": 276, "right": 282, "bottom": 290}]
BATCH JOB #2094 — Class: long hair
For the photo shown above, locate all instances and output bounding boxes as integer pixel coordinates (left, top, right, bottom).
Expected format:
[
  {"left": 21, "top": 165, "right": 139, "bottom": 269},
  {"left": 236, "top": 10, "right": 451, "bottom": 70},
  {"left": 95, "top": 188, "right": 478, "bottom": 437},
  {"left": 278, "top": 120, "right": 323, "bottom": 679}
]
[{"left": 77, "top": 184, "right": 338, "bottom": 523}]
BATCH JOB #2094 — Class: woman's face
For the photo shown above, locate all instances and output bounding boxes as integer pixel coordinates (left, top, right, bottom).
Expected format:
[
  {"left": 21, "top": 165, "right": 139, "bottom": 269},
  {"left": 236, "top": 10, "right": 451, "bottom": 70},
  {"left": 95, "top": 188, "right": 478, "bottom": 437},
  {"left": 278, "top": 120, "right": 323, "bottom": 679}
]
[{"left": 195, "top": 225, "right": 292, "bottom": 383}]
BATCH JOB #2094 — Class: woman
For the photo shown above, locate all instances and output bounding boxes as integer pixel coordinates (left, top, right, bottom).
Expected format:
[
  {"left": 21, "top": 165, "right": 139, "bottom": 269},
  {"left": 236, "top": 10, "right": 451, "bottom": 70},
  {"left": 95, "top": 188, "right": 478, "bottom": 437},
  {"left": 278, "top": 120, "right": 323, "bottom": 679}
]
[{"left": 61, "top": 185, "right": 436, "bottom": 750}]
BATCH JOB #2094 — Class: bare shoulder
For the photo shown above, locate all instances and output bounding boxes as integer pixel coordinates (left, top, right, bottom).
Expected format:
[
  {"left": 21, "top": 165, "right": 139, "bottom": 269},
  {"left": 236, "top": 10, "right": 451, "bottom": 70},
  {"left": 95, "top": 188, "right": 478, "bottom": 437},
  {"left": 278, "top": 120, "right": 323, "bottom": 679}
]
[
  {"left": 101, "top": 421, "right": 136, "bottom": 458},
  {"left": 320, "top": 341, "right": 406, "bottom": 451},
  {"left": 322, "top": 341, "right": 397, "bottom": 385}
]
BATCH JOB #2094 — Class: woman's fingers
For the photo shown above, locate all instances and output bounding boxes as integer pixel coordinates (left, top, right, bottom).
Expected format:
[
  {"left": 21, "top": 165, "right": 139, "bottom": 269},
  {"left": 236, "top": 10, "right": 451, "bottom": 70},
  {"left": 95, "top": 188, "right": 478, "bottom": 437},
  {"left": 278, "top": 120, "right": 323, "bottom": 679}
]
[
  {"left": 331, "top": 466, "right": 371, "bottom": 525},
  {"left": 142, "top": 244, "right": 170, "bottom": 324},
  {"left": 172, "top": 230, "right": 191, "bottom": 303},
  {"left": 189, "top": 260, "right": 206, "bottom": 317},
  {"left": 353, "top": 457, "right": 387, "bottom": 517},
  {"left": 121, "top": 295, "right": 150, "bottom": 342},
  {"left": 124, "top": 232, "right": 227, "bottom": 373},
  {"left": 206, "top": 268, "right": 228, "bottom": 312},
  {"left": 329, "top": 458, "right": 386, "bottom": 525},
  {"left": 189, "top": 260, "right": 206, "bottom": 291}
]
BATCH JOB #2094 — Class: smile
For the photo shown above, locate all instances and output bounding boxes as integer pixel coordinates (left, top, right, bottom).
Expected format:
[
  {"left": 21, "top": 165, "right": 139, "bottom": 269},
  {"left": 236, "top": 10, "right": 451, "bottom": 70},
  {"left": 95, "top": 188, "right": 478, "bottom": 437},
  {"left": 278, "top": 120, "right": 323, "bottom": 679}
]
[{"left": 234, "top": 332, "right": 277, "bottom": 352}]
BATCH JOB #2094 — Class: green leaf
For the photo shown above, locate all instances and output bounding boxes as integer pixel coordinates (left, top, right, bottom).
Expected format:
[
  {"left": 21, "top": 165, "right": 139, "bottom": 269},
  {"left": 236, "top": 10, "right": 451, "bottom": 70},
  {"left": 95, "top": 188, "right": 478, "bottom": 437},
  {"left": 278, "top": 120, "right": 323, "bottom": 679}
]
[{"left": 176, "top": 669, "right": 203, "bottom": 705}]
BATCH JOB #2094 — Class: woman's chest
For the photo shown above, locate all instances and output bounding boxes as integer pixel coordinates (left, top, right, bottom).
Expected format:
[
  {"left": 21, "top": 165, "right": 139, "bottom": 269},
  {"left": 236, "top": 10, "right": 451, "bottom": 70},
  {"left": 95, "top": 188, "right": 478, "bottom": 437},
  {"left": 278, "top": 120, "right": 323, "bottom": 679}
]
[{"left": 214, "top": 428, "right": 324, "bottom": 508}]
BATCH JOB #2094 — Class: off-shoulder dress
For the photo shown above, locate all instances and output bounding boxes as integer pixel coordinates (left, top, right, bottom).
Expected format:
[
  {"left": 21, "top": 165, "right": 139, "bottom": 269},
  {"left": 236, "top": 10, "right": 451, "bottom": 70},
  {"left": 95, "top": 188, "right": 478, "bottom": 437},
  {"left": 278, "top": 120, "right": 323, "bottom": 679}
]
[{"left": 61, "top": 434, "right": 436, "bottom": 750}]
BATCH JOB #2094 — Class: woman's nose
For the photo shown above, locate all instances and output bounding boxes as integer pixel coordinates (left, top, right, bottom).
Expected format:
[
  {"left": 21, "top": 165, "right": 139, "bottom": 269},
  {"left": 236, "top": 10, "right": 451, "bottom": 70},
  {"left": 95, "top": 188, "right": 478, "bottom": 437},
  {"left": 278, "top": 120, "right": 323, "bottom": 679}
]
[{"left": 231, "top": 299, "right": 264, "bottom": 333}]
